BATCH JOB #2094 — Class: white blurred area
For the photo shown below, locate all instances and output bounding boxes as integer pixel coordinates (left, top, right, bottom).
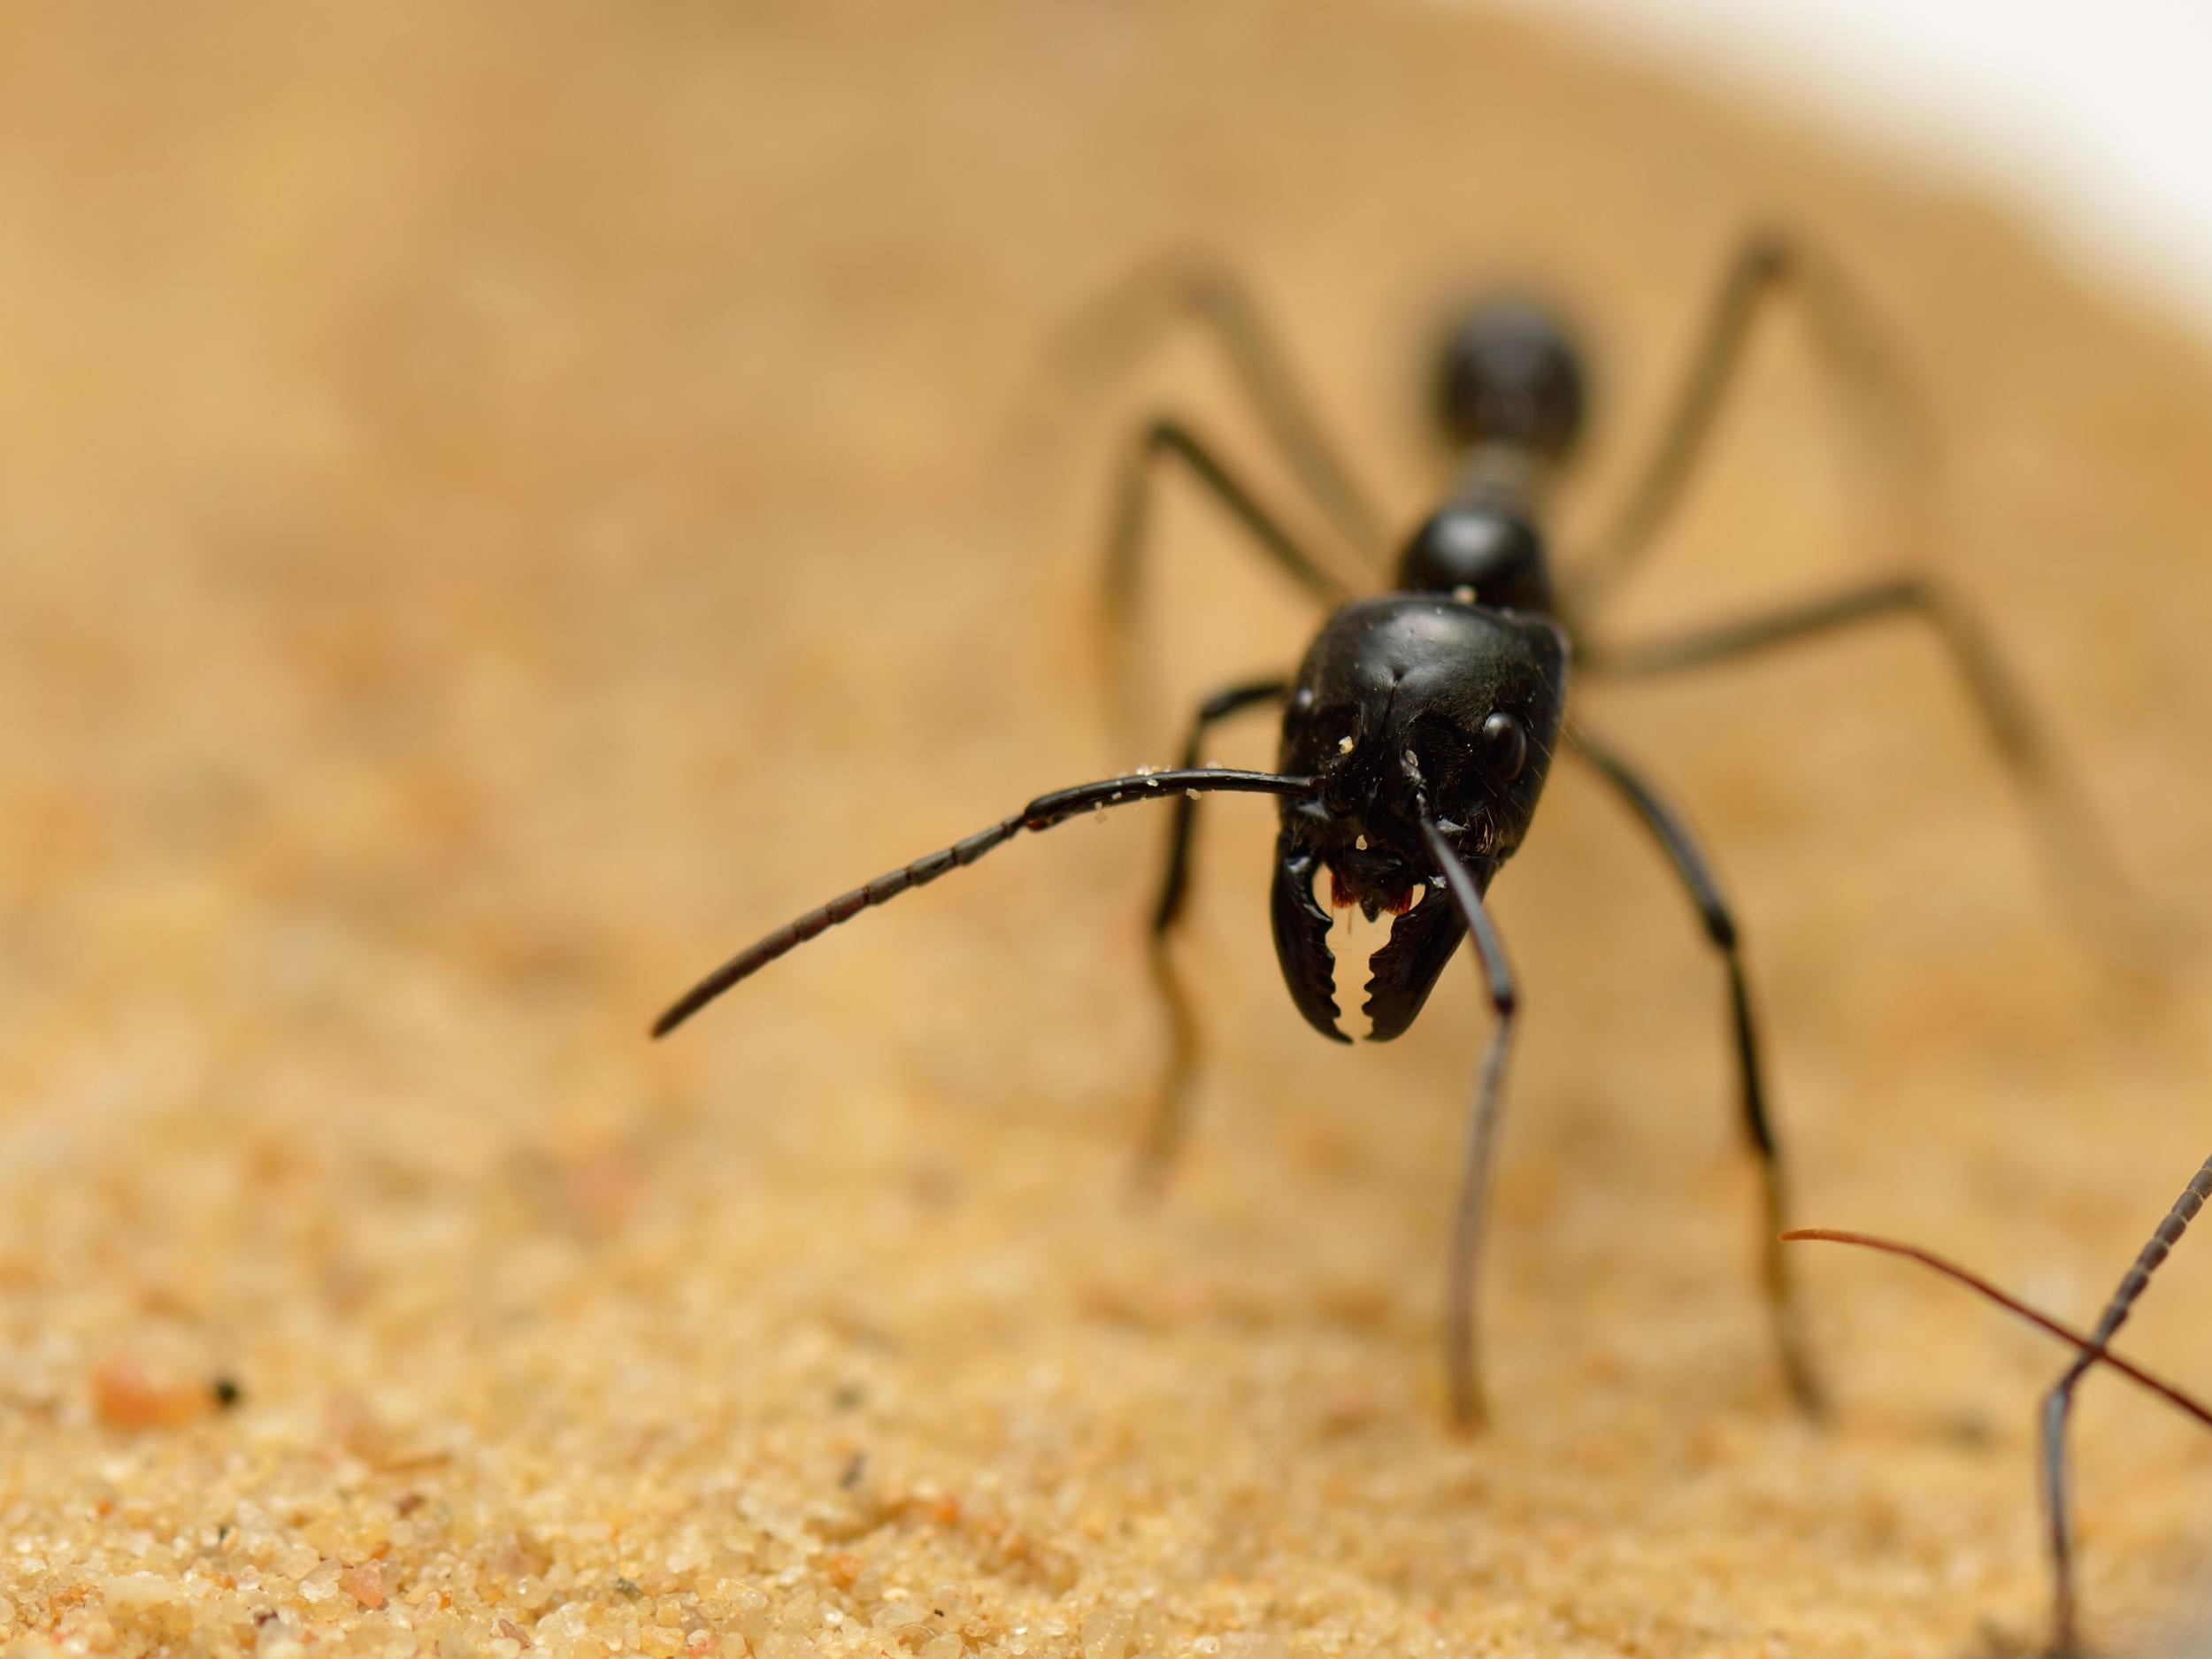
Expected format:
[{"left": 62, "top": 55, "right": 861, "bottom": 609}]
[{"left": 1490, "top": 0, "right": 2212, "bottom": 334}]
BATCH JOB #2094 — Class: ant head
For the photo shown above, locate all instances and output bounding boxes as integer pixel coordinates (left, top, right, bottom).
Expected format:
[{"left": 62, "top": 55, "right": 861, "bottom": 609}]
[
  {"left": 1271, "top": 596, "right": 1567, "bottom": 1043},
  {"left": 1431, "top": 299, "right": 1588, "bottom": 465},
  {"left": 1394, "top": 500, "right": 1555, "bottom": 612}
]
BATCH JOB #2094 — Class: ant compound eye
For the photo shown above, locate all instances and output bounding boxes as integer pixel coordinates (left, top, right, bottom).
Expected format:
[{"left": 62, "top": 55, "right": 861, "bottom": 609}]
[{"left": 1479, "top": 712, "right": 1527, "bottom": 782}]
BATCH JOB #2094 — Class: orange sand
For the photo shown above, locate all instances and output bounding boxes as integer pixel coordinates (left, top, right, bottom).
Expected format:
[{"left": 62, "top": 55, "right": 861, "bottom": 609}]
[{"left": 3, "top": 4, "right": 2211, "bottom": 1655}]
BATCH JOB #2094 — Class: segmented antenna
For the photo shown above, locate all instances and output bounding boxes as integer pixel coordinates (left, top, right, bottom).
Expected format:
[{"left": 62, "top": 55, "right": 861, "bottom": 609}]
[
  {"left": 1780, "top": 1224, "right": 2212, "bottom": 1430},
  {"left": 2068, "top": 1155, "right": 2212, "bottom": 1362},
  {"left": 1787, "top": 1153, "right": 2212, "bottom": 1659},
  {"left": 652, "top": 768, "right": 1317, "bottom": 1038},
  {"left": 2039, "top": 1154, "right": 2212, "bottom": 1655}
]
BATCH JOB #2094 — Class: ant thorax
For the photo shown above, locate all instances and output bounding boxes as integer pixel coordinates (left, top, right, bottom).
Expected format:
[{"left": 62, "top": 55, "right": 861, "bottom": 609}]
[{"left": 1393, "top": 499, "right": 1556, "bottom": 614}]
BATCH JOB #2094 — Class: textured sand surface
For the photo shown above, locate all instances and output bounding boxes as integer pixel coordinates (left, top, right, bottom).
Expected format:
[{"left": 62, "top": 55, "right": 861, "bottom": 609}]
[{"left": 4, "top": 4, "right": 2212, "bottom": 1655}]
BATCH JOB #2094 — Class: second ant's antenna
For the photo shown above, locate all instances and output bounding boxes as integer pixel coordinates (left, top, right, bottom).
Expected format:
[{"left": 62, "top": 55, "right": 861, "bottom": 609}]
[
  {"left": 1782, "top": 1225, "right": 2212, "bottom": 1429},
  {"left": 1787, "top": 1152, "right": 2212, "bottom": 1656}
]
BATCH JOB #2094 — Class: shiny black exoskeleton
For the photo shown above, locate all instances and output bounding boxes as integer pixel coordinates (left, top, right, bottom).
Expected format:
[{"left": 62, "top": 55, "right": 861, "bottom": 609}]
[
  {"left": 1270, "top": 595, "right": 1565, "bottom": 1046},
  {"left": 657, "top": 232, "right": 2127, "bottom": 1428},
  {"left": 1432, "top": 298, "right": 1588, "bottom": 465}
]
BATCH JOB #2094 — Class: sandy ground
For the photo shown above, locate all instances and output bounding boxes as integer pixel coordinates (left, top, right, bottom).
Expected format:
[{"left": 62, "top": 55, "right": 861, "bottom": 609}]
[{"left": 4, "top": 4, "right": 2212, "bottom": 1655}]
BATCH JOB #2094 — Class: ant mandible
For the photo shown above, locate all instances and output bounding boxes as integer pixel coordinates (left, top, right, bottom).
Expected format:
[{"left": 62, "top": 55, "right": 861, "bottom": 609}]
[
  {"left": 1789, "top": 1152, "right": 2212, "bottom": 1655},
  {"left": 656, "top": 230, "right": 2124, "bottom": 1427}
]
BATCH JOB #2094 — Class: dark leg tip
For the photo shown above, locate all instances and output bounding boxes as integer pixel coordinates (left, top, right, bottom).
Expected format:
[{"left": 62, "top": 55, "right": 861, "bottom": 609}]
[
  {"left": 1771, "top": 1305, "right": 1832, "bottom": 1425},
  {"left": 1448, "top": 1384, "right": 1489, "bottom": 1436},
  {"left": 1444, "top": 1335, "right": 1489, "bottom": 1432},
  {"left": 1785, "top": 1360, "right": 1832, "bottom": 1425}
]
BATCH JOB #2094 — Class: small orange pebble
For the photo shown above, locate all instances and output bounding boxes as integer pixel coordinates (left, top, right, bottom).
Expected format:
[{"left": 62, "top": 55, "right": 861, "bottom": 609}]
[
  {"left": 542, "top": 1141, "right": 643, "bottom": 1240},
  {"left": 92, "top": 1356, "right": 204, "bottom": 1431},
  {"left": 1316, "top": 1386, "right": 1379, "bottom": 1435},
  {"left": 340, "top": 1561, "right": 387, "bottom": 1609},
  {"left": 826, "top": 1553, "right": 863, "bottom": 1590},
  {"left": 929, "top": 1495, "right": 962, "bottom": 1528},
  {"left": 327, "top": 1391, "right": 396, "bottom": 1463}
]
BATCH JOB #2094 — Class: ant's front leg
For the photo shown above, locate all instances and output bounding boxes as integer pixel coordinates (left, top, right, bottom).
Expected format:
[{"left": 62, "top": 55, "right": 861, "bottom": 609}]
[
  {"left": 1134, "top": 674, "right": 1292, "bottom": 1192},
  {"left": 1578, "top": 574, "right": 2145, "bottom": 952},
  {"left": 1417, "top": 821, "right": 1521, "bottom": 1431},
  {"left": 1099, "top": 416, "right": 1350, "bottom": 748},
  {"left": 1570, "top": 728, "right": 1826, "bottom": 1418}
]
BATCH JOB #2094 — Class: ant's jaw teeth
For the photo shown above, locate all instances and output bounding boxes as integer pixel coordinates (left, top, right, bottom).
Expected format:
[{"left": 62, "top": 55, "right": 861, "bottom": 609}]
[{"left": 1321, "top": 852, "right": 1421, "bottom": 924}]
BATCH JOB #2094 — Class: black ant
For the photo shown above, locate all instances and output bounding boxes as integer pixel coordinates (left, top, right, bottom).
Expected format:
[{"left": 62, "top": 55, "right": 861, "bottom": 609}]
[
  {"left": 655, "top": 230, "right": 2124, "bottom": 1426},
  {"left": 1788, "top": 1153, "right": 2212, "bottom": 1656}
]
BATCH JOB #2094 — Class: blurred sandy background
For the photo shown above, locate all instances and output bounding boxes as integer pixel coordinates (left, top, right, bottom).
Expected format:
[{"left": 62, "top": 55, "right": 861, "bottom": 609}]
[{"left": 3, "top": 4, "right": 2211, "bottom": 1655}]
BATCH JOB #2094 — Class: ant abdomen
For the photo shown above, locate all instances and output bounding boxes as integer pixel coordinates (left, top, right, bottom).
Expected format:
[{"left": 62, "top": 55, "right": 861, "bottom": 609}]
[{"left": 1431, "top": 298, "right": 1590, "bottom": 465}]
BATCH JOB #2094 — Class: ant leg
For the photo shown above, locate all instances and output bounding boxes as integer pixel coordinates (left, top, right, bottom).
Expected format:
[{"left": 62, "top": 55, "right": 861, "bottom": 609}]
[
  {"left": 1569, "top": 729, "right": 1826, "bottom": 1418},
  {"left": 1134, "top": 675, "right": 1293, "bottom": 1192},
  {"left": 1027, "top": 250, "right": 1388, "bottom": 561},
  {"left": 1417, "top": 820, "right": 1520, "bottom": 1431},
  {"left": 1101, "top": 416, "right": 1352, "bottom": 745},
  {"left": 1579, "top": 575, "right": 2139, "bottom": 950},
  {"left": 2040, "top": 1156, "right": 2212, "bottom": 1658},
  {"left": 1570, "top": 229, "right": 1930, "bottom": 618},
  {"left": 1106, "top": 418, "right": 1356, "bottom": 620}
]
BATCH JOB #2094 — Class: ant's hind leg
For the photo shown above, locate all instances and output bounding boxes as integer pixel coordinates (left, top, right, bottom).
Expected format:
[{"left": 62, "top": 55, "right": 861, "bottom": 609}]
[
  {"left": 1571, "top": 729, "right": 1827, "bottom": 1418},
  {"left": 1580, "top": 574, "right": 2151, "bottom": 955},
  {"left": 1570, "top": 229, "right": 1932, "bottom": 618},
  {"left": 1025, "top": 250, "right": 1389, "bottom": 561},
  {"left": 1100, "top": 418, "right": 1348, "bottom": 749},
  {"left": 1133, "top": 675, "right": 1292, "bottom": 1193}
]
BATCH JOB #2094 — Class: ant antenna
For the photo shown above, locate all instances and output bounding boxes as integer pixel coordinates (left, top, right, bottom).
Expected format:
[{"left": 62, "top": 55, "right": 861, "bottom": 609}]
[
  {"left": 1786, "top": 1151, "right": 2212, "bottom": 1656},
  {"left": 1780, "top": 1227, "right": 2212, "bottom": 1429},
  {"left": 1417, "top": 813, "right": 1519, "bottom": 1428},
  {"left": 653, "top": 768, "right": 1320, "bottom": 1038}
]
